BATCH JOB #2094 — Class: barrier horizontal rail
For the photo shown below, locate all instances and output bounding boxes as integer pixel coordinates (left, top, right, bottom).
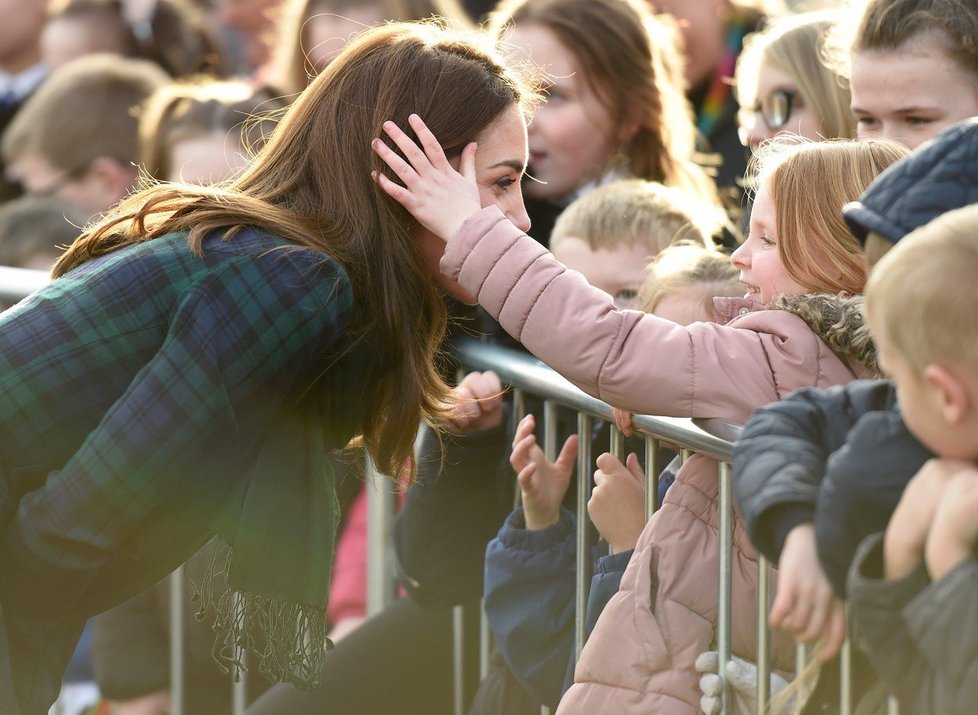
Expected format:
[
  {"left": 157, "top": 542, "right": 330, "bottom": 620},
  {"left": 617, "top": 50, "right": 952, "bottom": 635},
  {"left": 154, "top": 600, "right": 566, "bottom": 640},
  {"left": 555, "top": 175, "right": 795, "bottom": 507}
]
[
  {"left": 0, "top": 265, "right": 49, "bottom": 304},
  {"left": 454, "top": 338, "right": 738, "bottom": 458}
]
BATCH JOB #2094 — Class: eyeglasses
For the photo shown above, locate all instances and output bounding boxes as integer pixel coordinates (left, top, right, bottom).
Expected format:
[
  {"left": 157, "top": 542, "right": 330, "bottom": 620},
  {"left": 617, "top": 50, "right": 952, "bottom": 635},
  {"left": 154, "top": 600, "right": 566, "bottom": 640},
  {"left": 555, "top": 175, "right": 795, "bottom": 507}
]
[{"left": 741, "top": 89, "right": 800, "bottom": 132}]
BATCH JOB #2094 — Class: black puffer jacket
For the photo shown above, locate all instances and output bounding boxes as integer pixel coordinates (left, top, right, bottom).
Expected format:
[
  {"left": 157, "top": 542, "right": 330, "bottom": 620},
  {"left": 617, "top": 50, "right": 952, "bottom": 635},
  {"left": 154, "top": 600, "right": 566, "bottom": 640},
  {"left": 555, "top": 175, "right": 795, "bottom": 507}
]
[
  {"left": 843, "top": 117, "right": 978, "bottom": 243},
  {"left": 734, "top": 118, "right": 978, "bottom": 594}
]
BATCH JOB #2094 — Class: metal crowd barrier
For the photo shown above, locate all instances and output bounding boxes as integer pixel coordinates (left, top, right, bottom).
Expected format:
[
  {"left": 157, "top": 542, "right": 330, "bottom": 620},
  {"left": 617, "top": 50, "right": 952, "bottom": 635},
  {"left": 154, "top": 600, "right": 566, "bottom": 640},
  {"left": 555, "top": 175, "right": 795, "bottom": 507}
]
[{"left": 1, "top": 269, "right": 899, "bottom": 715}]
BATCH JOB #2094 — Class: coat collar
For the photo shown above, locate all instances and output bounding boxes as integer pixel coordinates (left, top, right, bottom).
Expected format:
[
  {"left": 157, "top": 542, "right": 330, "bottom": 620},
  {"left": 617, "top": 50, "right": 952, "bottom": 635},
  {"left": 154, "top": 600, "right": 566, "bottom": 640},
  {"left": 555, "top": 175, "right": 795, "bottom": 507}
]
[{"left": 713, "top": 295, "right": 765, "bottom": 325}]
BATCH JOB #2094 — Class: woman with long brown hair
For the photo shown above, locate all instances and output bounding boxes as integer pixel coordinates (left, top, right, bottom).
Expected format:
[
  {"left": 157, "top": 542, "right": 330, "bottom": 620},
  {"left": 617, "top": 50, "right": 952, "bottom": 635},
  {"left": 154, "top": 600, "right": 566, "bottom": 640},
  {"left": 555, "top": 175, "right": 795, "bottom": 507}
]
[{"left": 0, "top": 22, "right": 534, "bottom": 714}]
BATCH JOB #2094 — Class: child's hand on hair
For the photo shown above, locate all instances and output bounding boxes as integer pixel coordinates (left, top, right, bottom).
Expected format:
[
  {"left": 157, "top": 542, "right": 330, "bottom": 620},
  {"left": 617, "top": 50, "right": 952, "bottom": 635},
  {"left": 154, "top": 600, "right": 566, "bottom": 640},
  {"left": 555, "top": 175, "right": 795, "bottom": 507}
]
[
  {"left": 770, "top": 523, "right": 846, "bottom": 662},
  {"left": 588, "top": 452, "right": 646, "bottom": 552},
  {"left": 445, "top": 370, "right": 504, "bottom": 434},
  {"left": 924, "top": 464, "right": 978, "bottom": 581},
  {"left": 372, "top": 114, "right": 482, "bottom": 242},
  {"left": 510, "top": 414, "right": 578, "bottom": 531},
  {"left": 884, "top": 458, "right": 959, "bottom": 581}
]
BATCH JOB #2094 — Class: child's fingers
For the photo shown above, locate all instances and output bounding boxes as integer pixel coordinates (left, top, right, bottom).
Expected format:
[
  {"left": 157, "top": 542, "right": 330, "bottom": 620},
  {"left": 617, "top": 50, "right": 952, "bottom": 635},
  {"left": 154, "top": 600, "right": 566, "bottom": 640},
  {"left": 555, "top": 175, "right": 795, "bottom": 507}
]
[
  {"left": 372, "top": 136, "right": 417, "bottom": 186},
  {"left": 612, "top": 407, "right": 634, "bottom": 437},
  {"left": 459, "top": 141, "right": 478, "bottom": 182},
  {"left": 769, "top": 585, "right": 796, "bottom": 629},
  {"left": 472, "top": 370, "right": 503, "bottom": 398},
  {"left": 408, "top": 114, "right": 453, "bottom": 171},
  {"left": 510, "top": 434, "right": 538, "bottom": 471},
  {"left": 817, "top": 603, "right": 847, "bottom": 662},
  {"left": 381, "top": 120, "right": 433, "bottom": 175},
  {"left": 625, "top": 452, "right": 645, "bottom": 483},
  {"left": 594, "top": 452, "right": 625, "bottom": 472},
  {"left": 554, "top": 434, "right": 580, "bottom": 471},
  {"left": 512, "top": 414, "right": 536, "bottom": 444},
  {"left": 517, "top": 462, "right": 537, "bottom": 490},
  {"left": 800, "top": 594, "right": 830, "bottom": 642},
  {"left": 372, "top": 170, "right": 412, "bottom": 204}
]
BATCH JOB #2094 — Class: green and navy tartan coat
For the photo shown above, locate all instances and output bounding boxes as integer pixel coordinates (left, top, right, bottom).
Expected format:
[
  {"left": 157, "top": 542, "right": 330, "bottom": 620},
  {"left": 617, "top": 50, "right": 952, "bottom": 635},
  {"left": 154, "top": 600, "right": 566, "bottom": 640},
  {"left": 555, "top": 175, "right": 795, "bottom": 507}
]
[{"left": 0, "top": 228, "right": 363, "bottom": 713}]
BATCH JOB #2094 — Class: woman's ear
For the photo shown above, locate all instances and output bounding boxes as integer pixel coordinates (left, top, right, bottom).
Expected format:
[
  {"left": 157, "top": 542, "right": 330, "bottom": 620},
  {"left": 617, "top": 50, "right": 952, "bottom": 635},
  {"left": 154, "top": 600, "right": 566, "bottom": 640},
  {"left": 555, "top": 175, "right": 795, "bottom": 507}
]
[{"left": 924, "top": 363, "right": 971, "bottom": 425}]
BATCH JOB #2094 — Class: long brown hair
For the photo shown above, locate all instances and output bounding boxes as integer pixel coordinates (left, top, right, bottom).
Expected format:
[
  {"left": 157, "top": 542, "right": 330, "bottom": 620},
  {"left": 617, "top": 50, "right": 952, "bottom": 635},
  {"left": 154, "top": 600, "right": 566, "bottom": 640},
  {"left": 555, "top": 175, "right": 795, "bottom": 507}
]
[
  {"left": 488, "top": 0, "right": 714, "bottom": 199},
  {"left": 55, "top": 22, "right": 534, "bottom": 481}
]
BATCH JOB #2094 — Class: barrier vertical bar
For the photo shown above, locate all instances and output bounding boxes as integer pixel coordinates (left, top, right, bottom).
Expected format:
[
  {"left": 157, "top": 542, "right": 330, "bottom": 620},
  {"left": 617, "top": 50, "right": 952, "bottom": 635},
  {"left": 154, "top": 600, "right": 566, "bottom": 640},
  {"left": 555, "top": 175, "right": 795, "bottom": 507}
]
[
  {"left": 540, "top": 400, "right": 558, "bottom": 715},
  {"left": 717, "top": 462, "right": 733, "bottom": 715},
  {"left": 366, "top": 456, "right": 397, "bottom": 616},
  {"left": 453, "top": 605, "right": 465, "bottom": 715},
  {"left": 170, "top": 567, "right": 184, "bottom": 715},
  {"left": 480, "top": 602, "right": 491, "bottom": 678},
  {"left": 644, "top": 436, "right": 660, "bottom": 519},
  {"left": 575, "top": 411, "right": 593, "bottom": 660},
  {"left": 839, "top": 610, "right": 853, "bottom": 715},
  {"left": 231, "top": 592, "right": 246, "bottom": 715},
  {"left": 756, "top": 555, "right": 772, "bottom": 714}
]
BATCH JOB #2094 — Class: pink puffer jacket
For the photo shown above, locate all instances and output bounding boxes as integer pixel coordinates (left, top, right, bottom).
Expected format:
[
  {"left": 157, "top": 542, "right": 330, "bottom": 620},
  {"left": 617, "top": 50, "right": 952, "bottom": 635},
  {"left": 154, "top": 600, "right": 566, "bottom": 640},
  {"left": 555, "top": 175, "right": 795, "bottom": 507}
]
[{"left": 442, "top": 208, "right": 874, "bottom": 713}]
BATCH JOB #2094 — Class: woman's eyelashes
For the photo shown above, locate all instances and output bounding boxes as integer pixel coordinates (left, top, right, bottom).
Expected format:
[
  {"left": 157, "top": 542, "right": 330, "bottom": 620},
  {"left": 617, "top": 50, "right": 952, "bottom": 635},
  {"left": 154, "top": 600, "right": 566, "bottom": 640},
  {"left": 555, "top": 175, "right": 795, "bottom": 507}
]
[{"left": 493, "top": 174, "right": 521, "bottom": 192}]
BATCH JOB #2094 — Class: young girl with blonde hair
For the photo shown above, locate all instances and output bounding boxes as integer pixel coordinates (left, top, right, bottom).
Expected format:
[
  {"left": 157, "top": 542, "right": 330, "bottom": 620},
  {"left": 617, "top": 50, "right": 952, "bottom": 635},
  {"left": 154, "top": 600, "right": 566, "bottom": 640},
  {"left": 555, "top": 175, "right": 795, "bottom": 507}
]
[{"left": 374, "top": 121, "right": 907, "bottom": 712}]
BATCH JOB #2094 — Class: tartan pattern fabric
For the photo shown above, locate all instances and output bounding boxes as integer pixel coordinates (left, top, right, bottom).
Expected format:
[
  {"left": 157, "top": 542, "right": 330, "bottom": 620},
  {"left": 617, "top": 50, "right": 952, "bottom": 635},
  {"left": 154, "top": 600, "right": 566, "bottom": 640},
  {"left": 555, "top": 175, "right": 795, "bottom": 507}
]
[{"left": 0, "top": 229, "right": 355, "bottom": 712}]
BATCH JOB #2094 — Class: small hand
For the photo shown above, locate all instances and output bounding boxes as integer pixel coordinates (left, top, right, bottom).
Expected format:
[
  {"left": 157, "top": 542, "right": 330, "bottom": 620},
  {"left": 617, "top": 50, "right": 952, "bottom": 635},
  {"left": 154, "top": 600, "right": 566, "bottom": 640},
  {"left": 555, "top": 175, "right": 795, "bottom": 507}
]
[
  {"left": 510, "top": 414, "right": 578, "bottom": 530},
  {"left": 444, "top": 370, "right": 504, "bottom": 434},
  {"left": 925, "top": 465, "right": 978, "bottom": 580},
  {"left": 371, "top": 114, "right": 482, "bottom": 241},
  {"left": 612, "top": 407, "right": 634, "bottom": 437},
  {"left": 588, "top": 452, "right": 646, "bottom": 552},
  {"left": 769, "top": 523, "right": 846, "bottom": 661},
  {"left": 696, "top": 651, "right": 790, "bottom": 715},
  {"left": 884, "top": 457, "right": 959, "bottom": 581}
]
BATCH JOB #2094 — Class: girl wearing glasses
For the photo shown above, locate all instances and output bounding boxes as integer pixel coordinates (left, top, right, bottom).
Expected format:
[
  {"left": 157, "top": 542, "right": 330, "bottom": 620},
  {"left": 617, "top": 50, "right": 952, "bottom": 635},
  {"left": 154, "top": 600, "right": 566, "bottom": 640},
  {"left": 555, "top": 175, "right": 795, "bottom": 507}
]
[{"left": 735, "top": 10, "right": 855, "bottom": 152}]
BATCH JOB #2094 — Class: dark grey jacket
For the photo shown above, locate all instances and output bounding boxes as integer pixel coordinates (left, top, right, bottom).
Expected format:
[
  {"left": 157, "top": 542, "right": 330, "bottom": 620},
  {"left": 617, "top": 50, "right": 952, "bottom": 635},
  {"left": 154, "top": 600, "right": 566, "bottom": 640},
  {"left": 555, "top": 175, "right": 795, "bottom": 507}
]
[{"left": 849, "top": 532, "right": 978, "bottom": 715}]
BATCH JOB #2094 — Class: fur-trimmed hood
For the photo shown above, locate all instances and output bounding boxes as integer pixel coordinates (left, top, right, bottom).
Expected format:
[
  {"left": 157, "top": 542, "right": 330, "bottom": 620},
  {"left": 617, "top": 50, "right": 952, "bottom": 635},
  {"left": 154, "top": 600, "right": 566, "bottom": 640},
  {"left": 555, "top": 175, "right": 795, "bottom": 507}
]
[{"left": 771, "top": 293, "right": 878, "bottom": 375}]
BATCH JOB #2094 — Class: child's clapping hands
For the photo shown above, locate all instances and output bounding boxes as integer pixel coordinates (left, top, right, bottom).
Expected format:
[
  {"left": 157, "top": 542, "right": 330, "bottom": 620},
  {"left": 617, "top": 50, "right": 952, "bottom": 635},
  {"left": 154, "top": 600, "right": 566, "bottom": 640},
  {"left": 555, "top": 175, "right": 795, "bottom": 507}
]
[{"left": 510, "top": 414, "right": 579, "bottom": 530}]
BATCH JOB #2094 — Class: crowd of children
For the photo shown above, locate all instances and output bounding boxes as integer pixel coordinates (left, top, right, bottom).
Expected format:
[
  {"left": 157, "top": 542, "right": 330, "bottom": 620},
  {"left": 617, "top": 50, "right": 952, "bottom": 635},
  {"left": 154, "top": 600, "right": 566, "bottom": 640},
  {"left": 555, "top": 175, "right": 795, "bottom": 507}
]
[{"left": 1, "top": 0, "right": 978, "bottom": 714}]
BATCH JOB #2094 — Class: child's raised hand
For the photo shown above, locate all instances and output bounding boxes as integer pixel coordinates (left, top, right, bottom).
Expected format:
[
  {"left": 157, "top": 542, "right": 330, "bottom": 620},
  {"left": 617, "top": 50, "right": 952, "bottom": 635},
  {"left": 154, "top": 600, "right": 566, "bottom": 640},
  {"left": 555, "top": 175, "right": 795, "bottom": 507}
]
[
  {"left": 588, "top": 452, "right": 646, "bottom": 552},
  {"left": 371, "top": 114, "right": 482, "bottom": 242},
  {"left": 769, "top": 523, "right": 846, "bottom": 662},
  {"left": 924, "top": 464, "right": 978, "bottom": 581},
  {"left": 445, "top": 370, "right": 504, "bottom": 434},
  {"left": 510, "top": 413, "right": 578, "bottom": 531},
  {"left": 883, "top": 457, "right": 959, "bottom": 581}
]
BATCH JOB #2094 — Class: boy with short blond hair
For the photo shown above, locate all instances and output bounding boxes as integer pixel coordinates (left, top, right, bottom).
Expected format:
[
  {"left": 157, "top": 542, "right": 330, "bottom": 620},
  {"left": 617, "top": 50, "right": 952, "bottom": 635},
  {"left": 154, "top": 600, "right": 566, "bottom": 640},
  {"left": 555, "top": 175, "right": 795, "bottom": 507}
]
[
  {"left": 547, "top": 179, "right": 729, "bottom": 309},
  {"left": 847, "top": 204, "right": 978, "bottom": 714}
]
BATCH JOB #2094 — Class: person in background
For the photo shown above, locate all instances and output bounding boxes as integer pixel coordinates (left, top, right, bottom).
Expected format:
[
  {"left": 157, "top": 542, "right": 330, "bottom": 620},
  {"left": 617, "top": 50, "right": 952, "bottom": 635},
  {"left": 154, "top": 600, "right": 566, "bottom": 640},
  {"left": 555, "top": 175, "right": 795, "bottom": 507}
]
[
  {"left": 836, "top": 0, "right": 978, "bottom": 149},
  {"left": 269, "top": 0, "right": 470, "bottom": 96},
  {"left": 40, "top": 0, "right": 221, "bottom": 78},
  {"left": 212, "top": 0, "right": 284, "bottom": 75},
  {"left": 0, "top": 0, "right": 47, "bottom": 202},
  {"left": 1, "top": 54, "right": 169, "bottom": 220},
  {"left": 487, "top": 0, "right": 720, "bottom": 243},
  {"left": 0, "top": 195, "right": 84, "bottom": 271},
  {"left": 735, "top": 9, "right": 854, "bottom": 152},
  {"left": 649, "top": 0, "right": 779, "bottom": 196},
  {"left": 139, "top": 79, "right": 285, "bottom": 184}
]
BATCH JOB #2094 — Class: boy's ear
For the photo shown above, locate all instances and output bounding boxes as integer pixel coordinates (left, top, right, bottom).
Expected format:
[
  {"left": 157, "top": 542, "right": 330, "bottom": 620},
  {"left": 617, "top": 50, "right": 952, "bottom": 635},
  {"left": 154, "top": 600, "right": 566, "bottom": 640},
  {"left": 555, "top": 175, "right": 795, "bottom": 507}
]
[{"left": 923, "top": 363, "right": 971, "bottom": 425}]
